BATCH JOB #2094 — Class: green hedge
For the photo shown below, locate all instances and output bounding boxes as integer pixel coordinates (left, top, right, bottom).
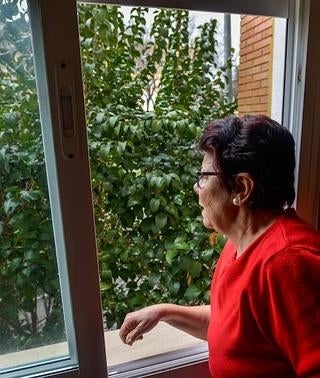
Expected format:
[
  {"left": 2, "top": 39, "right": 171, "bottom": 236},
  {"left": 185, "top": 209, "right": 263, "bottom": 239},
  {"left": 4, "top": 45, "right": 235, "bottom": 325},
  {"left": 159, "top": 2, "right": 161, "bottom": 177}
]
[{"left": 0, "top": 2, "right": 235, "bottom": 351}]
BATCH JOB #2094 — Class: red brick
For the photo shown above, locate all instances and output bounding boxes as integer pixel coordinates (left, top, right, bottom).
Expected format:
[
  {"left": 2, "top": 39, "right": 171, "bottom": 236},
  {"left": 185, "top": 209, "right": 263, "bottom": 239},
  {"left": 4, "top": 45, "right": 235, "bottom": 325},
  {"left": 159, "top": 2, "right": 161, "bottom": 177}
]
[
  {"left": 254, "top": 19, "right": 273, "bottom": 34},
  {"left": 254, "top": 38, "right": 272, "bottom": 51},
  {"left": 239, "top": 44, "right": 255, "bottom": 56},
  {"left": 246, "top": 32, "right": 264, "bottom": 47},
  {"left": 241, "top": 15, "right": 256, "bottom": 27},
  {"left": 262, "top": 27, "right": 273, "bottom": 39},
  {"left": 260, "top": 62, "right": 271, "bottom": 73},
  {"left": 238, "top": 74, "right": 255, "bottom": 83},
  {"left": 240, "top": 40, "right": 247, "bottom": 49},
  {"left": 259, "top": 95, "right": 268, "bottom": 104},
  {"left": 253, "top": 54, "right": 270, "bottom": 66},
  {"left": 261, "top": 45, "right": 272, "bottom": 55},
  {"left": 238, "top": 81, "right": 262, "bottom": 92},
  {"left": 252, "top": 71, "right": 269, "bottom": 81},
  {"left": 244, "top": 49, "right": 263, "bottom": 62}
]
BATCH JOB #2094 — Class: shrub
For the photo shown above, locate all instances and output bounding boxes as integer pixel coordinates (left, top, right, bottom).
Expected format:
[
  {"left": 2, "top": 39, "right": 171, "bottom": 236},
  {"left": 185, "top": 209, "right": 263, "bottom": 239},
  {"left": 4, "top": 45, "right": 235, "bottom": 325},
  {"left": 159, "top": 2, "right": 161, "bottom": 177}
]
[
  {"left": 78, "top": 5, "right": 234, "bottom": 328},
  {"left": 0, "top": 2, "right": 235, "bottom": 350}
]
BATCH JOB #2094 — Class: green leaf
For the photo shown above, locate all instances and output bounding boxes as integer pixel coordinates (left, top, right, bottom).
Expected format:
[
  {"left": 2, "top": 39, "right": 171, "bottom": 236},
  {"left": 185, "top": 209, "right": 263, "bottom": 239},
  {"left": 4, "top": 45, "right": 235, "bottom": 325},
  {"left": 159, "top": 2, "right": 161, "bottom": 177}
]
[
  {"left": 184, "top": 285, "right": 202, "bottom": 301},
  {"left": 114, "top": 124, "right": 121, "bottom": 136},
  {"left": 20, "top": 190, "right": 40, "bottom": 201},
  {"left": 201, "top": 249, "right": 214, "bottom": 261},
  {"left": 0, "top": 148, "right": 9, "bottom": 172},
  {"left": 174, "top": 237, "right": 189, "bottom": 251},
  {"left": 168, "top": 280, "right": 180, "bottom": 295},
  {"left": 117, "top": 141, "right": 127, "bottom": 153},
  {"left": 189, "top": 260, "right": 202, "bottom": 278},
  {"left": 165, "top": 249, "right": 177, "bottom": 265},
  {"left": 24, "top": 250, "right": 37, "bottom": 260},
  {"left": 149, "top": 198, "right": 160, "bottom": 213},
  {"left": 100, "top": 141, "right": 112, "bottom": 157},
  {"left": 140, "top": 218, "right": 152, "bottom": 233},
  {"left": 96, "top": 112, "right": 105, "bottom": 124},
  {"left": 128, "top": 197, "right": 139, "bottom": 207},
  {"left": 151, "top": 119, "right": 162, "bottom": 132},
  {"left": 10, "top": 257, "right": 22, "bottom": 273},
  {"left": 82, "top": 37, "right": 93, "bottom": 48},
  {"left": 165, "top": 203, "right": 179, "bottom": 218},
  {"left": 155, "top": 212, "right": 167, "bottom": 230},
  {"left": 109, "top": 115, "right": 119, "bottom": 127},
  {"left": 100, "top": 282, "right": 113, "bottom": 291},
  {"left": 84, "top": 63, "right": 95, "bottom": 74},
  {"left": 4, "top": 198, "right": 18, "bottom": 215},
  {"left": 148, "top": 272, "right": 161, "bottom": 287},
  {"left": 150, "top": 176, "right": 165, "bottom": 188}
]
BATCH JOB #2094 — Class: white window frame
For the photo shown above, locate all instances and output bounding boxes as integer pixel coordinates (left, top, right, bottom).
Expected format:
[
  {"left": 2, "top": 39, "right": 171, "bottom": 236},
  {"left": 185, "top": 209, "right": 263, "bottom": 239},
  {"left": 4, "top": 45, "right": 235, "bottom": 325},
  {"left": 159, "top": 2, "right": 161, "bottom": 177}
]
[
  {"left": 25, "top": 0, "right": 106, "bottom": 377},
  {"left": 2, "top": 0, "right": 313, "bottom": 377}
]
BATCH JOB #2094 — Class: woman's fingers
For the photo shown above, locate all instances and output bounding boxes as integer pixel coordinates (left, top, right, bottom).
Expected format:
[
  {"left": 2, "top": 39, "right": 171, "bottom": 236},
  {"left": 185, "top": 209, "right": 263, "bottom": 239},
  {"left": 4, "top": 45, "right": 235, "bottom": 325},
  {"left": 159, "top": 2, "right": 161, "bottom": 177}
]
[
  {"left": 119, "top": 317, "right": 136, "bottom": 343},
  {"left": 119, "top": 305, "right": 161, "bottom": 345},
  {"left": 125, "top": 323, "right": 144, "bottom": 345},
  {"left": 120, "top": 319, "right": 152, "bottom": 345},
  {"left": 119, "top": 313, "right": 146, "bottom": 344}
]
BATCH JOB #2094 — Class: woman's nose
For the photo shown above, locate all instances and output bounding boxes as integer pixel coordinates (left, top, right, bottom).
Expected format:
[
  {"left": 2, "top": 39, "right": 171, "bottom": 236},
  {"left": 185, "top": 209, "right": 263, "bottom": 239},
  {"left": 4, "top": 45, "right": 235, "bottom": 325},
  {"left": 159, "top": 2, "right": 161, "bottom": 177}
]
[{"left": 193, "top": 182, "right": 199, "bottom": 194}]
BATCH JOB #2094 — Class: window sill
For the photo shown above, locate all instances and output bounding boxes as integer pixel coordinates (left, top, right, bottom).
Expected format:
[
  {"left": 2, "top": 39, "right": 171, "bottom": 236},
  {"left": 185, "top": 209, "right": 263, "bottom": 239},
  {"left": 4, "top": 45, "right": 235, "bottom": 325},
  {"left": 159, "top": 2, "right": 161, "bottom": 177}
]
[
  {"left": 0, "top": 322, "right": 208, "bottom": 377},
  {"left": 106, "top": 322, "right": 207, "bottom": 366}
]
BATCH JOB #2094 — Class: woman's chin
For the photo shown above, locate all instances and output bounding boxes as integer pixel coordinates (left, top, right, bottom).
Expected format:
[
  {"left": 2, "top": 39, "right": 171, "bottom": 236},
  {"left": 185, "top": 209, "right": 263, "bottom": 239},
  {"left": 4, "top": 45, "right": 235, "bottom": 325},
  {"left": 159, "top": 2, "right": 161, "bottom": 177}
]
[{"left": 202, "top": 216, "right": 215, "bottom": 230}]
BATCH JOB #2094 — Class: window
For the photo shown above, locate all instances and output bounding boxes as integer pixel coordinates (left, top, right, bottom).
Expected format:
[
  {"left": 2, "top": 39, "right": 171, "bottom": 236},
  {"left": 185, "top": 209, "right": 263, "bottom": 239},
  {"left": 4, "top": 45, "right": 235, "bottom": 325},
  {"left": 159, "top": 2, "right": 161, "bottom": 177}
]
[
  {"left": 0, "top": 0, "right": 72, "bottom": 374},
  {"left": 76, "top": 2, "right": 290, "bottom": 375},
  {"left": 1, "top": 1, "right": 106, "bottom": 377},
  {"left": 0, "top": 0, "right": 313, "bottom": 377},
  {"left": 78, "top": 4, "right": 237, "bottom": 369}
]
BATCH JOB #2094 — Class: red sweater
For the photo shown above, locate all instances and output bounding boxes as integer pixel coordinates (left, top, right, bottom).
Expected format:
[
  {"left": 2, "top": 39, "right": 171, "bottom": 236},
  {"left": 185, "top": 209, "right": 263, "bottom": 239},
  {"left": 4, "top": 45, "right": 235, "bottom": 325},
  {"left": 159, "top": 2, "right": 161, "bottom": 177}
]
[{"left": 207, "top": 210, "right": 320, "bottom": 377}]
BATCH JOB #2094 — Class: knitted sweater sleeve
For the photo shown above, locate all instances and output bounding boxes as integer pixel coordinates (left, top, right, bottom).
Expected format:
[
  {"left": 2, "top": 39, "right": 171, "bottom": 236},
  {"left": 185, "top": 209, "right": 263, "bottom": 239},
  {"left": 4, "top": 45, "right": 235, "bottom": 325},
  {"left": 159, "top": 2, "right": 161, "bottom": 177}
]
[{"left": 260, "top": 247, "right": 320, "bottom": 377}]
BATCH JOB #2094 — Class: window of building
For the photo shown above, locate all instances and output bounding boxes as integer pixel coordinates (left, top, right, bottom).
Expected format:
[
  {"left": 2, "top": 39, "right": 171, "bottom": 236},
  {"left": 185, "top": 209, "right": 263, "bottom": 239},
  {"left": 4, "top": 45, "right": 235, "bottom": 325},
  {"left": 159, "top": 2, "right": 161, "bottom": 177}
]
[
  {"left": 0, "top": 1, "right": 73, "bottom": 374},
  {"left": 0, "top": 0, "right": 311, "bottom": 377},
  {"left": 77, "top": 3, "right": 291, "bottom": 375}
]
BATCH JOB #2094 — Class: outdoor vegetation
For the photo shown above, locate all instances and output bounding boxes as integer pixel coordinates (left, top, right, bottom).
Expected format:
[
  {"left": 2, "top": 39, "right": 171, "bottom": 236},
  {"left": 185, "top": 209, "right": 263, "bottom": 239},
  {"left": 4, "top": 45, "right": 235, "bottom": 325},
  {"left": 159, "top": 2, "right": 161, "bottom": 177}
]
[{"left": 0, "top": 1, "right": 236, "bottom": 353}]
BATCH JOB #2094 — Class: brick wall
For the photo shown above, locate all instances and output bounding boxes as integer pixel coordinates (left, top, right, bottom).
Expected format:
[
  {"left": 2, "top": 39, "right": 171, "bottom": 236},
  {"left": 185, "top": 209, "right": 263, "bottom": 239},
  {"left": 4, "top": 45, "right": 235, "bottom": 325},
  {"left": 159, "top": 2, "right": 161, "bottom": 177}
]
[{"left": 237, "top": 16, "right": 274, "bottom": 115}]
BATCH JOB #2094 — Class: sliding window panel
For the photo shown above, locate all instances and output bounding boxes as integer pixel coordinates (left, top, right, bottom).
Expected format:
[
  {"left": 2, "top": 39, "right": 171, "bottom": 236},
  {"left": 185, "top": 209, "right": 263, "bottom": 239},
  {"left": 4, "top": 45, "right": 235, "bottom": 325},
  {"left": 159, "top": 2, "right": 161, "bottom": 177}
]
[
  {"left": 77, "top": 4, "right": 240, "bottom": 376},
  {"left": 0, "top": 1, "right": 73, "bottom": 376},
  {"left": 283, "top": 0, "right": 310, "bottom": 206},
  {"left": 0, "top": 0, "right": 310, "bottom": 377},
  {"left": 2, "top": 0, "right": 107, "bottom": 377},
  {"left": 75, "top": 1, "right": 301, "bottom": 377}
]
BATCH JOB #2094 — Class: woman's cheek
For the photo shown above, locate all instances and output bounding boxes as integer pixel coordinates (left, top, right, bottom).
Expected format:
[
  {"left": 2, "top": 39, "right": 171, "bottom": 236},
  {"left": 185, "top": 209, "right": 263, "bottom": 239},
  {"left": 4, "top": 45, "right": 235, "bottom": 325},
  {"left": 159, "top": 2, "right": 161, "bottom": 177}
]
[
  {"left": 199, "top": 188, "right": 210, "bottom": 206},
  {"left": 201, "top": 203, "right": 215, "bottom": 229}
]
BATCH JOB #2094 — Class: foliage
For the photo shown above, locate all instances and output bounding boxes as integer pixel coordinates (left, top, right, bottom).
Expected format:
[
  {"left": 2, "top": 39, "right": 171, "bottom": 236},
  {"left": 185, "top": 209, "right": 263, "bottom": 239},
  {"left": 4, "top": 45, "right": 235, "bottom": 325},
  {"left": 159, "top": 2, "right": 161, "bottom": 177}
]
[
  {"left": 0, "top": 1, "right": 235, "bottom": 351},
  {"left": 78, "top": 5, "right": 234, "bottom": 328},
  {"left": 0, "top": 0, "right": 64, "bottom": 352}
]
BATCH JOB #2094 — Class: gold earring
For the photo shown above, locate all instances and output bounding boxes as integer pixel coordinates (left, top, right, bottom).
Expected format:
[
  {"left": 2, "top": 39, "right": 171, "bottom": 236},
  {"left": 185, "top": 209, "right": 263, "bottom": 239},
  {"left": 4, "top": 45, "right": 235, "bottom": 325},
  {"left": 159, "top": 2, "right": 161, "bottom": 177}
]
[{"left": 232, "top": 198, "right": 239, "bottom": 205}]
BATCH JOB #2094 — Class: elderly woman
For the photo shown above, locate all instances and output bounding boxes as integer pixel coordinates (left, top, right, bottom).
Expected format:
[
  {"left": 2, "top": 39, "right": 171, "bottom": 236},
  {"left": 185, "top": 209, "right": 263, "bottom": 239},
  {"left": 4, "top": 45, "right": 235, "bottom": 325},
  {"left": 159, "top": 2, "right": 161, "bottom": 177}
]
[{"left": 119, "top": 115, "right": 320, "bottom": 377}]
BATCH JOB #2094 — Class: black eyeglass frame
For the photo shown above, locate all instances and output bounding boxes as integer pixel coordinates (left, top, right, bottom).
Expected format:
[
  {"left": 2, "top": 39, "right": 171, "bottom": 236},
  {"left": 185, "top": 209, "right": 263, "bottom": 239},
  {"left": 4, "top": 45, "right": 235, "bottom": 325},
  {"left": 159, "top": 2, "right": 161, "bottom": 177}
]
[{"left": 196, "top": 171, "right": 220, "bottom": 188}]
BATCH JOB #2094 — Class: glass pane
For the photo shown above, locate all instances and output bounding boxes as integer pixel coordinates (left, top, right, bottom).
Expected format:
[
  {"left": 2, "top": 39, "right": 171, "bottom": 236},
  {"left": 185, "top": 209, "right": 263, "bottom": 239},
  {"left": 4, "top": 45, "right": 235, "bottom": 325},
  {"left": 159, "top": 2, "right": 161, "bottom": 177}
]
[
  {"left": 237, "top": 15, "right": 286, "bottom": 122},
  {"left": 0, "top": 0, "right": 69, "bottom": 371},
  {"left": 77, "top": 3, "right": 286, "bottom": 370}
]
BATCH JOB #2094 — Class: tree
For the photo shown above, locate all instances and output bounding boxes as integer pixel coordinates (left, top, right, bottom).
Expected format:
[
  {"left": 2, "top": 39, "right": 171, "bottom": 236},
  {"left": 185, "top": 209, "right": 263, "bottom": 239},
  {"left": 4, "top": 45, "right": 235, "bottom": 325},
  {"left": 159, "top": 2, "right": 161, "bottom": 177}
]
[
  {"left": 0, "top": 2, "right": 235, "bottom": 351},
  {"left": 78, "top": 5, "right": 234, "bottom": 328},
  {"left": 0, "top": 0, "right": 64, "bottom": 352}
]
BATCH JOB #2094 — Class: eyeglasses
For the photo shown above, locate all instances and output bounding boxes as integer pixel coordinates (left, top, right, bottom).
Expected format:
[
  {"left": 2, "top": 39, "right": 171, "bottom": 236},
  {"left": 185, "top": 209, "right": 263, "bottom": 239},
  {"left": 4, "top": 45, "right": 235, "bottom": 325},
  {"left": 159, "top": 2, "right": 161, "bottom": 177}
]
[{"left": 196, "top": 171, "right": 220, "bottom": 188}]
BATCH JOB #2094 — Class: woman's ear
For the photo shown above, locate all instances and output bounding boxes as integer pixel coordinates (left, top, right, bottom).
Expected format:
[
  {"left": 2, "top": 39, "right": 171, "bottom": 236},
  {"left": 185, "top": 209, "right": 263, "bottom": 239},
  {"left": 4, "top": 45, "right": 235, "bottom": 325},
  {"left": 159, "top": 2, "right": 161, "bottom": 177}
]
[{"left": 232, "top": 173, "right": 254, "bottom": 205}]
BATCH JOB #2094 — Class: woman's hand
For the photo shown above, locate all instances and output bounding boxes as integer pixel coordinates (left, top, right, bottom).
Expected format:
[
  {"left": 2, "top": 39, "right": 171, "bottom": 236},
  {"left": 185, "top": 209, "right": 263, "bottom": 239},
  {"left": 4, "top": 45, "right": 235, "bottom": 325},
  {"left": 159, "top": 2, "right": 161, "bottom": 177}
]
[
  {"left": 119, "top": 304, "right": 210, "bottom": 345},
  {"left": 119, "top": 304, "right": 163, "bottom": 346}
]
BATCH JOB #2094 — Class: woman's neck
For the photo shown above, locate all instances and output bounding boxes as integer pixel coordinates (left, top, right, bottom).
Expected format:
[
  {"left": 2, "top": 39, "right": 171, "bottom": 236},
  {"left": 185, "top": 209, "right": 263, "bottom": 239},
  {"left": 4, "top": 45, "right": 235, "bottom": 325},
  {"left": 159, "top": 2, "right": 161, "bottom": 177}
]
[{"left": 232, "top": 209, "right": 282, "bottom": 258}]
